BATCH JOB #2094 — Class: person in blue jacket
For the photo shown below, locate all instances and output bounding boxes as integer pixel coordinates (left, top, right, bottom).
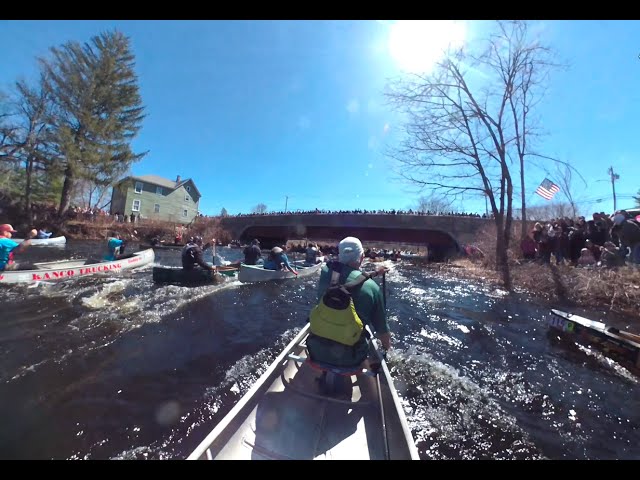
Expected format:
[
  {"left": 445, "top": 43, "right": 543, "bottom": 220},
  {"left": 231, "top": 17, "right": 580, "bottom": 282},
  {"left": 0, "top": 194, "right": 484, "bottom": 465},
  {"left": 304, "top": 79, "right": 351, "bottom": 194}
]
[
  {"left": 36, "top": 227, "right": 53, "bottom": 239},
  {"left": 0, "top": 224, "right": 34, "bottom": 271},
  {"left": 263, "top": 246, "right": 298, "bottom": 275},
  {"left": 104, "top": 232, "right": 126, "bottom": 261}
]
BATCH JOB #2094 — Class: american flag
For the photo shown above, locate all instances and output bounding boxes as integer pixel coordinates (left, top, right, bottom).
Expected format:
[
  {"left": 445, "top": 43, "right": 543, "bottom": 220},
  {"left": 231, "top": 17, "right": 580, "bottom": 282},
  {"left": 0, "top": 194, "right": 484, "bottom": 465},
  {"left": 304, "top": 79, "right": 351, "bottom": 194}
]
[{"left": 535, "top": 178, "right": 560, "bottom": 200}]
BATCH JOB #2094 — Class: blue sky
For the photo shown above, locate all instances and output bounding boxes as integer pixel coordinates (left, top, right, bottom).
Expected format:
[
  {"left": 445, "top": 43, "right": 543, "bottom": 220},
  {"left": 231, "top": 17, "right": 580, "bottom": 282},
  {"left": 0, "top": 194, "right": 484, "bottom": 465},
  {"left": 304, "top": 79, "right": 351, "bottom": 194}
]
[{"left": 1, "top": 20, "right": 638, "bottom": 216}]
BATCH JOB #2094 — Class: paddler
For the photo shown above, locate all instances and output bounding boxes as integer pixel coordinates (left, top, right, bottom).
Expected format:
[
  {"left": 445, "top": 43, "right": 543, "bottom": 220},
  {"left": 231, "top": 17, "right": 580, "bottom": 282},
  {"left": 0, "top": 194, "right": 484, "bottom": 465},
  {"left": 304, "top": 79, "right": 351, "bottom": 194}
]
[{"left": 0, "top": 224, "right": 35, "bottom": 271}]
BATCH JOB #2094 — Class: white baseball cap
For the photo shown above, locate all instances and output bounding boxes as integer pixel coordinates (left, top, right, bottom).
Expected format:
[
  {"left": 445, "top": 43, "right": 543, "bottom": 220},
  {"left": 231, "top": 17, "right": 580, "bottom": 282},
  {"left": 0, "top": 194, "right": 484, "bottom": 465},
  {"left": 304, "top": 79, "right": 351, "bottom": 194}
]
[{"left": 338, "top": 236, "right": 364, "bottom": 264}]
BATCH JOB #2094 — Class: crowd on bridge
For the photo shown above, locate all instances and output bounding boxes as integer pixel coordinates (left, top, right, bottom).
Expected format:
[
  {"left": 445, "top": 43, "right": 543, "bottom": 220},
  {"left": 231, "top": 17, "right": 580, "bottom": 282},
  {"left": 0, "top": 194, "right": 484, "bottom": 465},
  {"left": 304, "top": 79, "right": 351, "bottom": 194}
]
[
  {"left": 520, "top": 210, "right": 640, "bottom": 267},
  {"left": 230, "top": 208, "right": 486, "bottom": 218}
]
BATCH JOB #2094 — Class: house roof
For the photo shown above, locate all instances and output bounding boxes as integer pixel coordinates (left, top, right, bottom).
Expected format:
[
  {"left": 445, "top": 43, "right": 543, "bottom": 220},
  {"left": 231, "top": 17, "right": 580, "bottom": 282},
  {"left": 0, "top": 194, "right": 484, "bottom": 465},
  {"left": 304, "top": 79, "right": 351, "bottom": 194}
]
[
  {"left": 121, "top": 175, "right": 201, "bottom": 198},
  {"left": 175, "top": 179, "right": 202, "bottom": 198},
  {"left": 135, "top": 175, "right": 178, "bottom": 190}
]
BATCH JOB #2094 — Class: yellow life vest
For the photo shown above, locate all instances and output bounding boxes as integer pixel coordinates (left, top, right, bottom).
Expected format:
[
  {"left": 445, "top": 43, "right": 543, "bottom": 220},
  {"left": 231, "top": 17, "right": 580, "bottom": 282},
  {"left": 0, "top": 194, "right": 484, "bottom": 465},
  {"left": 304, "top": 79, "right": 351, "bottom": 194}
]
[{"left": 309, "top": 268, "right": 372, "bottom": 346}]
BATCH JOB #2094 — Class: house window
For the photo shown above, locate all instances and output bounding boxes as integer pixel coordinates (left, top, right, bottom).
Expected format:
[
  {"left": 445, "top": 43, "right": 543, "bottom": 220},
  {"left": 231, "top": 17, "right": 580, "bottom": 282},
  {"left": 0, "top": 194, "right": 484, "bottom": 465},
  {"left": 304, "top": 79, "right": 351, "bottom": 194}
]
[
  {"left": 132, "top": 199, "right": 141, "bottom": 212},
  {"left": 184, "top": 194, "right": 190, "bottom": 202},
  {"left": 182, "top": 209, "right": 188, "bottom": 217},
  {"left": 135, "top": 181, "right": 143, "bottom": 193},
  {"left": 156, "top": 186, "right": 163, "bottom": 195},
  {"left": 186, "top": 186, "right": 191, "bottom": 192},
  {"left": 154, "top": 203, "right": 160, "bottom": 213}
]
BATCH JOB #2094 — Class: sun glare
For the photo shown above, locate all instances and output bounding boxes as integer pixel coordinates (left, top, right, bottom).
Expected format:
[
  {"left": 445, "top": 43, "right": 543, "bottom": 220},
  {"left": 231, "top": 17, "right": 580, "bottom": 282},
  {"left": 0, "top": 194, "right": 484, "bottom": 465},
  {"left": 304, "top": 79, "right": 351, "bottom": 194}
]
[{"left": 388, "top": 20, "right": 467, "bottom": 74}]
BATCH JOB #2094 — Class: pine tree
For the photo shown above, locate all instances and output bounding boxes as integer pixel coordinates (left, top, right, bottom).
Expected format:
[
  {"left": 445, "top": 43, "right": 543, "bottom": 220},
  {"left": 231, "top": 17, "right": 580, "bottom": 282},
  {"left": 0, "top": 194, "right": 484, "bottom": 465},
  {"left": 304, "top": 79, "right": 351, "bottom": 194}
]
[{"left": 41, "top": 30, "right": 147, "bottom": 216}]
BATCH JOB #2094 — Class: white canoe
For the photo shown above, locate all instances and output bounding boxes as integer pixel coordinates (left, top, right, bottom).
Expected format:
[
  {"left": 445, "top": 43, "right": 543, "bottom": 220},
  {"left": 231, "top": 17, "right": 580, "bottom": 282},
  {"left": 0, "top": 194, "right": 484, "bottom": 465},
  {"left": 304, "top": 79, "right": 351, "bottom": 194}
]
[
  {"left": 188, "top": 323, "right": 419, "bottom": 460},
  {"left": 0, "top": 248, "right": 155, "bottom": 285},
  {"left": 13, "top": 236, "right": 67, "bottom": 246},
  {"left": 399, "top": 253, "right": 429, "bottom": 261},
  {"left": 238, "top": 261, "right": 323, "bottom": 283}
]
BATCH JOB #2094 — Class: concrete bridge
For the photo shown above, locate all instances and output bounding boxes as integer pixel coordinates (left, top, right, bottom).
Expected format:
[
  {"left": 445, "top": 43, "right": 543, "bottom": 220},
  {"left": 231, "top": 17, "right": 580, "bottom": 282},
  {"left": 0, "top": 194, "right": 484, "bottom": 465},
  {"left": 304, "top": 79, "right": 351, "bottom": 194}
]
[{"left": 220, "top": 213, "right": 491, "bottom": 260}]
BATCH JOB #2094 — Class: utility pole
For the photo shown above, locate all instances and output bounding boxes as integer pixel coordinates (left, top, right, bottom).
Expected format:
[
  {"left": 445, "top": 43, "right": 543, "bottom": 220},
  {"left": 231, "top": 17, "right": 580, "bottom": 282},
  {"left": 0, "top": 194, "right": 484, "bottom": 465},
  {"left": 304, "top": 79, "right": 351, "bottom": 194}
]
[
  {"left": 608, "top": 166, "right": 619, "bottom": 211},
  {"left": 284, "top": 196, "right": 288, "bottom": 213}
]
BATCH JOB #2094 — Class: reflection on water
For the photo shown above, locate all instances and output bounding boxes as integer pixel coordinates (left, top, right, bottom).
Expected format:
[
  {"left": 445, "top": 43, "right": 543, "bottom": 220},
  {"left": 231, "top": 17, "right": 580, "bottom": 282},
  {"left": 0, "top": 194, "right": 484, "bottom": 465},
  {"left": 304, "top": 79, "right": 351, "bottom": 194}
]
[{"left": 0, "top": 240, "right": 638, "bottom": 459}]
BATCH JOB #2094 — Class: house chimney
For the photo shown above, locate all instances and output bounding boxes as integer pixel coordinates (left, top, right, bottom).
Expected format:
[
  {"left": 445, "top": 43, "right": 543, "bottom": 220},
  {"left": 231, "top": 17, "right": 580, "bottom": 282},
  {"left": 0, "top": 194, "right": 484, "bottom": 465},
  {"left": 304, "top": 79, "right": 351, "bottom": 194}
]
[{"left": 176, "top": 175, "right": 181, "bottom": 183}]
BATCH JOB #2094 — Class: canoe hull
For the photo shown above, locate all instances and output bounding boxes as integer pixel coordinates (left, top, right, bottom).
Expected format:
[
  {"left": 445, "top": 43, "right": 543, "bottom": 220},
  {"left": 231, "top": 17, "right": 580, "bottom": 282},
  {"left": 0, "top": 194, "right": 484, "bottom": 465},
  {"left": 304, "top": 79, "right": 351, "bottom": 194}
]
[
  {"left": 188, "top": 323, "right": 419, "bottom": 460},
  {"left": 217, "top": 266, "right": 239, "bottom": 277},
  {"left": 152, "top": 266, "right": 237, "bottom": 284},
  {"left": 549, "top": 309, "right": 640, "bottom": 371},
  {"left": 238, "top": 262, "right": 322, "bottom": 283},
  {"left": 0, "top": 249, "right": 155, "bottom": 285},
  {"left": 13, "top": 236, "right": 67, "bottom": 246}
]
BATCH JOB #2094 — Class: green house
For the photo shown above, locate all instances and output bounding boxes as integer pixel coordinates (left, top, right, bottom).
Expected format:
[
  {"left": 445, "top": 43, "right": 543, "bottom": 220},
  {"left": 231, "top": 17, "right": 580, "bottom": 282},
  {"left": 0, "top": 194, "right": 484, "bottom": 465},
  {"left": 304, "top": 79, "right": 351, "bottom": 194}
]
[{"left": 109, "top": 174, "right": 201, "bottom": 224}]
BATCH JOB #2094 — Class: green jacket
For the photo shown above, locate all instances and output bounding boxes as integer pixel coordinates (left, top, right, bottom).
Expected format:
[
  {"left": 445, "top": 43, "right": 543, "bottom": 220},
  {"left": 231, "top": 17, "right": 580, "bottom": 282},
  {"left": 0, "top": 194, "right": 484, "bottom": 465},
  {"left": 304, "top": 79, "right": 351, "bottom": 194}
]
[{"left": 307, "top": 262, "right": 388, "bottom": 367}]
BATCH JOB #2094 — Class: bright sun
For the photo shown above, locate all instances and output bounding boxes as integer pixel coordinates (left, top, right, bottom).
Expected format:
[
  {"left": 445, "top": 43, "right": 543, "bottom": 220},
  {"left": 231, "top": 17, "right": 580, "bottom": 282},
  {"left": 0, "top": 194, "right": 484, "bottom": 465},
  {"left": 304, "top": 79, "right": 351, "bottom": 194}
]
[{"left": 388, "top": 20, "right": 467, "bottom": 74}]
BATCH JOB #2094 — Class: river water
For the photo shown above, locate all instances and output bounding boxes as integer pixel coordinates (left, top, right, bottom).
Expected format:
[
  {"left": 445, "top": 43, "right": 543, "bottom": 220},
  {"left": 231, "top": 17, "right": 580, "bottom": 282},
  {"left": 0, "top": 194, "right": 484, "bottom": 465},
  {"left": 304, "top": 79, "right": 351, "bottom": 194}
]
[{"left": 0, "top": 240, "right": 638, "bottom": 460}]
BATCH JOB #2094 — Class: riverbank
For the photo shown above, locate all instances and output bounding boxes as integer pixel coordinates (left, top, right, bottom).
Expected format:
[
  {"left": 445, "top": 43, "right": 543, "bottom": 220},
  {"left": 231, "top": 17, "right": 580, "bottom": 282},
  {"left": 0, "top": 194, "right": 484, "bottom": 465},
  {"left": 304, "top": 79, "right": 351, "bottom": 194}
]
[
  {"left": 53, "top": 217, "right": 232, "bottom": 244},
  {"left": 432, "top": 258, "right": 640, "bottom": 319}
]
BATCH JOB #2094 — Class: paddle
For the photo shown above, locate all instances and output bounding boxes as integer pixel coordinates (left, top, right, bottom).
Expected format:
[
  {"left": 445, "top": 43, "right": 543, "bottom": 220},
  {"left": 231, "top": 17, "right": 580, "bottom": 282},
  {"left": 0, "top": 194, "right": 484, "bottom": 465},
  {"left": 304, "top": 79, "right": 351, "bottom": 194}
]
[
  {"left": 289, "top": 248, "right": 299, "bottom": 278},
  {"left": 367, "top": 322, "right": 390, "bottom": 460},
  {"left": 367, "top": 268, "right": 391, "bottom": 459},
  {"left": 382, "top": 271, "right": 387, "bottom": 312}
]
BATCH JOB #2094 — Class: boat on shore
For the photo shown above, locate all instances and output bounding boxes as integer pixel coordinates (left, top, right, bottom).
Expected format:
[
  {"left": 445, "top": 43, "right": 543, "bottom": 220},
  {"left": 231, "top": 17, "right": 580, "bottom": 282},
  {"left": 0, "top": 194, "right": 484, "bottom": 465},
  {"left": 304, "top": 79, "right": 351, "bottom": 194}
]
[
  {"left": 13, "top": 235, "right": 67, "bottom": 246},
  {"left": 549, "top": 309, "right": 640, "bottom": 374},
  {"left": 0, "top": 249, "right": 155, "bottom": 285},
  {"left": 238, "top": 261, "right": 322, "bottom": 283},
  {"left": 188, "top": 323, "right": 419, "bottom": 460}
]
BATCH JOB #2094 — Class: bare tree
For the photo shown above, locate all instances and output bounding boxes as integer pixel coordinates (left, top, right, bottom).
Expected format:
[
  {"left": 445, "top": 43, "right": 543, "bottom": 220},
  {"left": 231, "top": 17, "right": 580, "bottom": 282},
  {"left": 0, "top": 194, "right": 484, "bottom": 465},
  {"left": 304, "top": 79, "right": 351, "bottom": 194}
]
[
  {"left": 550, "top": 163, "right": 586, "bottom": 218},
  {"left": 385, "top": 21, "right": 558, "bottom": 288},
  {"left": 71, "top": 178, "right": 112, "bottom": 210},
  {"left": 220, "top": 207, "right": 228, "bottom": 217},
  {"left": 415, "top": 193, "right": 453, "bottom": 214},
  {"left": 0, "top": 91, "right": 18, "bottom": 159},
  {"left": 252, "top": 203, "right": 267, "bottom": 214},
  {"left": 522, "top": 203, "right": 575, "bottom": 221}
]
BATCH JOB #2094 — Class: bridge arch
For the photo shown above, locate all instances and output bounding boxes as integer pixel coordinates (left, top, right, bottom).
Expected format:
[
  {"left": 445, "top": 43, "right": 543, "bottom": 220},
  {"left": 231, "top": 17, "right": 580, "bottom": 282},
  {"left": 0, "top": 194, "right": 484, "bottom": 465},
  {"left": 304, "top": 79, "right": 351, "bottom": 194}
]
[
  {"left": 220, "top": 213, "right": 489, "bottom": 260},
  {"left": 239, "top": 225, "right": 459, "bottom": 261}
]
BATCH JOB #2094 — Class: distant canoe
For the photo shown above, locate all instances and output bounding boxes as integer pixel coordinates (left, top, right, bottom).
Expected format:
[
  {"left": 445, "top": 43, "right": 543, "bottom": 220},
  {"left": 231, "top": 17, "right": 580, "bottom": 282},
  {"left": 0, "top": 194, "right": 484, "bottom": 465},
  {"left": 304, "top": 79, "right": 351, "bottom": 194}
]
[
  {"left": 152, "top": 265, "right": 238, "bottom": 285},
  {"left": 0, "top": 249, "right": 154, "bottom": 285},
  {"left": 13, "top": 236, "right": 66, "bottom": 246},
  {"left": 140, "top": 243, "right": 184, "bottom": 251},
  {"left": 399, "top": 253, "right": 429, "bottom": 261},
  {"left": 238, "top": 261, "right": 323, "bottom": 283}
]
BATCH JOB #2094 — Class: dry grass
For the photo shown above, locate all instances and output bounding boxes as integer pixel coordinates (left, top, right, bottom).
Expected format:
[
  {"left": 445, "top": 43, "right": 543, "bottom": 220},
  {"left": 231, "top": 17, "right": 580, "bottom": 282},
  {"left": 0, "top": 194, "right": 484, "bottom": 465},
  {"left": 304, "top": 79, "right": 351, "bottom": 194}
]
[
  {"left": 461, "top": 223, "right": 640, "bottom": 317},
  {"left": 522, "top": 264, "right": 640, "bottom": 318},
  {"left": 446, "top": 257, "right": 640, "bottom": 318}
]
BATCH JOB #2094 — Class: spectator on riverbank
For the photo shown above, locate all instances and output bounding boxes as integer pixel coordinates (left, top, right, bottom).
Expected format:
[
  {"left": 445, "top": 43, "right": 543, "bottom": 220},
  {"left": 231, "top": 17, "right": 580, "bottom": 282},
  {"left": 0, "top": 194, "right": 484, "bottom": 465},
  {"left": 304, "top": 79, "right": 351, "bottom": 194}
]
[
  {"left": 577, "top": 248, "right": 596, "bottom": 267},
  {"left": 520, "top": 234, "right": 536, "bottom": 261}
]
